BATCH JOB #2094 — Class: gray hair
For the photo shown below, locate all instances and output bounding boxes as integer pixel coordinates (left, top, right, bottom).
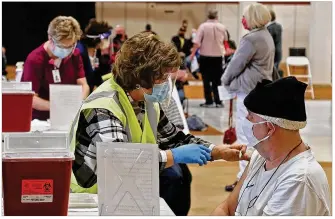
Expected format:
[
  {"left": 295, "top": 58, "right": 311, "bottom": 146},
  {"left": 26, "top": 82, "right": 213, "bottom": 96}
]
[
  {"left": 243, "top": 3, "right": 271, "bottom": 30},
  {"left": 208, "top": 9, "right": 218, "bottom": 19}
]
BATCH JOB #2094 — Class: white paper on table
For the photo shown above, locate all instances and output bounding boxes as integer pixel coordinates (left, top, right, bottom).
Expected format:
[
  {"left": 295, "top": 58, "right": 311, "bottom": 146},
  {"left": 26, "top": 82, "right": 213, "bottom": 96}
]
[
  {"left": 96, "top": 142, "right": 160, "bottom": 216},
  {"left": 69, "top": 193, "right": 98, "bottom": 209},
  {"left": 31, "top": 119, "right": 51, "bottom": 132},
  {"left": 190, "top": 56, "right": 199, "bottom": 73},
  {"left": 50, "top": 85, "right": 82, "bottom": 131},
  {"left": 218, "top": 85, "right": 236, "bottom": 101},
  {"left": 67, "top": 198, "right": 175, "bottom": 216}
]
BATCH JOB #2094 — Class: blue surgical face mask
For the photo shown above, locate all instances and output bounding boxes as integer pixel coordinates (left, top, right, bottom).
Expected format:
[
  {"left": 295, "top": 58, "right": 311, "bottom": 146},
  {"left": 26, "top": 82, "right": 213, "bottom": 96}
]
[
  {"left": 143, "top": 81, "right": 170, "bottom": 103},
  {"left": 52, "top": 45, "right": 72, "bottom": 59}
]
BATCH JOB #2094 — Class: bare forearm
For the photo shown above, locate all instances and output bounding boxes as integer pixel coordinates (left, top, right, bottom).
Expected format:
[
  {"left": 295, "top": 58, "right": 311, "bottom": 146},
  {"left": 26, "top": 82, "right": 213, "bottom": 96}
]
[
  {"left": 81, "top": 84, "right": 90, "bottom": 99},
  {"left": 32, "top": 96, "right": 50, "bottom": 111},
  {"left": 212, "top": 200, "right": 231, "bottom": 216},
  {"left": 191, "top": 44, "right": 200, "bottom": 56}
]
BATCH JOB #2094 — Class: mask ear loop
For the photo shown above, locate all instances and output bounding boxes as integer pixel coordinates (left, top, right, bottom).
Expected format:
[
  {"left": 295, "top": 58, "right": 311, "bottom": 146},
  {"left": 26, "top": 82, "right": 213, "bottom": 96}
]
[{"left": 255, "top": 121, "right": 275, "bottom": 144}]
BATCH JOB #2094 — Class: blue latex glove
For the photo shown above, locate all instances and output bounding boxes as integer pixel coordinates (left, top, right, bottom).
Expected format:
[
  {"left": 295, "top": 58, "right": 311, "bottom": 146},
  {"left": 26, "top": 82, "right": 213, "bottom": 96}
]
[{"left": 171, "top": 144, "right": 212, "bottom": 166}]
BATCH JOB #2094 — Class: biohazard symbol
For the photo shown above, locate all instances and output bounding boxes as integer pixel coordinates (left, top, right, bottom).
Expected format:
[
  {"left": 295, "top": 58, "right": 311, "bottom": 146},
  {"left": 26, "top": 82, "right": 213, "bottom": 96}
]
[{"left": 43, "top": 183, "right": 52, "bottom": 192}]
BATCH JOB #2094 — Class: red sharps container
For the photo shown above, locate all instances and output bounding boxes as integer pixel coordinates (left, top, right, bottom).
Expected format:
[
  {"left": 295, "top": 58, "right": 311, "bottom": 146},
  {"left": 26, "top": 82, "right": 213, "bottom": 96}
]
[
  {"left": 2, "top": 132, "right": 74, "bottom": 216},
  {"left": 2, "top": 82, "right": 34, "bottom": 132}
]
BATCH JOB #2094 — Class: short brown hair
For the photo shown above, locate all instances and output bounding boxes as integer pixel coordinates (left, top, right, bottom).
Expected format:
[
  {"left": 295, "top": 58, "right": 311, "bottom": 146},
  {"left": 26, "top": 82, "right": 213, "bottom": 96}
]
[
  {"left": 269, "top": 9, "right": 276, "bottom": 22},
  {"left": 47, "top": 16, "right": 82, "bottom": 43},
  {"left": 84, "top": 18, "right": 112, "bottom": 35},
  {"left": 113, "top": 32, "right": 181, "bottom": 90}
]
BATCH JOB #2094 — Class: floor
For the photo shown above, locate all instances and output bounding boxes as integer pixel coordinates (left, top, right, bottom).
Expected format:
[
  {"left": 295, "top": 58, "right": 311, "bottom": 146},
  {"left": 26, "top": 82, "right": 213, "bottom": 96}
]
[
  {"left": 187, "top": 99, "right": 332, "bottom": 162},
  {"left": 185, "top": 99, "right": 332, "bottom": 215}
]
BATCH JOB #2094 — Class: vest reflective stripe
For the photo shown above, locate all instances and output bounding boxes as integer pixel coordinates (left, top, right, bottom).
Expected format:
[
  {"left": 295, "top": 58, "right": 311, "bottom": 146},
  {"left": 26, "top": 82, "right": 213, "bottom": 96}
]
[
  {"left": 102, "top": 73, "right": 113, "bottom": 81},
  {"left": 69, "top": 76, "right": 160, "bottom": 193}
]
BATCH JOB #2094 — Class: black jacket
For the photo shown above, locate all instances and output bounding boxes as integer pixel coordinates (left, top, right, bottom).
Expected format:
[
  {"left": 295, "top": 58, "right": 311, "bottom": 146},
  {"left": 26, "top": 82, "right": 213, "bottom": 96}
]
[
  {"left": 171, "top": 36, "right": 193, "bottom": 57},
  {"left": 267, "top": 22, "right": 283, "bottom": 64}
]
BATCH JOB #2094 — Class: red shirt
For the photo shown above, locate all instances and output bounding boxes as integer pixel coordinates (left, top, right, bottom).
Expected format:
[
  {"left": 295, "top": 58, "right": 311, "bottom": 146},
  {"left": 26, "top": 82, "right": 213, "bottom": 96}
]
[{"left": 22, "top": 43, "right": 85, "bottom": 121}]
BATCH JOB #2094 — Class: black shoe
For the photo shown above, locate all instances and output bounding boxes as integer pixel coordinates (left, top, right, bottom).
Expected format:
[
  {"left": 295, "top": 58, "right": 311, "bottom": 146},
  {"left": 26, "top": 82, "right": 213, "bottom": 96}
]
[
  {"left": 225, "top": 181, "right": 238, "bottom": 192},
  {"left": 200, "top": 103, "right": 213, "bottom": 108},
  {"left": 216, "top": 103, "right": 224, "bottom": 108}
]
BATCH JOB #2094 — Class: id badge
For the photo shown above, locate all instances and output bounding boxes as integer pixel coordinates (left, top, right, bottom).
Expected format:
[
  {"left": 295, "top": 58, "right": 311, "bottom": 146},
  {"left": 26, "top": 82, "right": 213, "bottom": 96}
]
[{"left": 52, "top": 69, "right": 61, "bottom": 83}]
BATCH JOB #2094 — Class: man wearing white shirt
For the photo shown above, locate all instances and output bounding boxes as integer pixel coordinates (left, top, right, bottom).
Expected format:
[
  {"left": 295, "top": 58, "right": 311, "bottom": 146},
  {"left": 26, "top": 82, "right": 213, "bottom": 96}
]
[{"left": 212, "top": 77, "right": 331, "bottom": 216}]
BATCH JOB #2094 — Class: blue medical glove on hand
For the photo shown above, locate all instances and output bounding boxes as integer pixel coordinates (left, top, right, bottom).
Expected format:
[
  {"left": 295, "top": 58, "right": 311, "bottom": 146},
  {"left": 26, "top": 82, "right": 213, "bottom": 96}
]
[{"left": 171, "top": 144, "right": 212, "bottom": 166}]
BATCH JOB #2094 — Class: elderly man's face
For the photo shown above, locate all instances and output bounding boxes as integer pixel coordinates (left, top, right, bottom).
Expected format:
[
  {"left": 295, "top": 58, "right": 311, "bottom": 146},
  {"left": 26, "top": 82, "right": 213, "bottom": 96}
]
[
  {"left": 115, "top": 26, "right": 125, "bottom": 35},
  {"left": 246, "top": 111, "right": 273, "bottom": 142}
]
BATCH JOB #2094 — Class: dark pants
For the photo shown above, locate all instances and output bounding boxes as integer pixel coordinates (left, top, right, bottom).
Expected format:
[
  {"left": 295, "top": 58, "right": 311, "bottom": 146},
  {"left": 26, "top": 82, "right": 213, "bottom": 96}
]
[
  {"left": 274, "top": 61, "right": 283, "bottom": 78},
  {"left": 199, "top": 55, "right": 223, "bottom": 104},
  {"left": 159, "top": 164, "right": 192, "bottom": 216}
]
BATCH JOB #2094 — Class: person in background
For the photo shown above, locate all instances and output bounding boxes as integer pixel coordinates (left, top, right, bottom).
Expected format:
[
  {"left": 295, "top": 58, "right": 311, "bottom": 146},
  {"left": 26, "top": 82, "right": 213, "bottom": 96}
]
[
  {"left": 267, "top": 8, "right": 283, "bottom": 76},
  {"left": 182, "top": 19, "right": 188, "bottom": 31},
  {"left": 77, "top": 19, "right": 112, "bottom": 92},
  {"left": 212, "top": 77, "right": 330, "bottom": 216},
  {"left": 224, "top": 30, "right": 237, "bottom": 57},
  {"left": 171, "top": 26, "right": 188, "bottom": 55},
  {"left": 113, "top": 25, "right": 128, "bottom": 55},
  {"left": 2, "top": 47, "right": 7, "bottom": 77},
  {"left": 69, "top": 32, "right": 249, "bottom": 216},
  {"left": 175, "top": 53, "right": 189, "bottom": 105},
  {"left": 222, "top": 30, "right": 237, "bottom": 73},
  {"left": 22, "top": 16, "right": 90, "bottom": 121},
  {"left": 143, "top": 24, "right": 157, "bottom": 35},
  {"left": 160, "top": 68, "right": 188, "bottom": 130},
  {"left": 190, "top": 9, "right": 227, "bottom": 108},
  {"left": 222, "top": 3, "right": 275, "bottom": 192},
  {"left": 185, "top": 28, "right": 200, "bottom": 79}
]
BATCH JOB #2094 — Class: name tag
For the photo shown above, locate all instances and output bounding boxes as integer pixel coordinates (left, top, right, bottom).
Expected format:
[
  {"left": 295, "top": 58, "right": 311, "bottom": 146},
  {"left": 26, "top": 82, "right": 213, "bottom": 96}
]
[{"left": 52, "top": 69, "right": 61, "bottom": 83}]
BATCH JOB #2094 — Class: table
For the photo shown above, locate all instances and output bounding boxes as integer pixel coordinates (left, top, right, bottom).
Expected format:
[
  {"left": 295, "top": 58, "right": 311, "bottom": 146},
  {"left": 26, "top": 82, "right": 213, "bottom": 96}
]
[
  {"left": 2, "top": 196, "right": 175, "bottom": 216},
  {"left": 68, "top": 195, "right": 175, "bottom": 216}
]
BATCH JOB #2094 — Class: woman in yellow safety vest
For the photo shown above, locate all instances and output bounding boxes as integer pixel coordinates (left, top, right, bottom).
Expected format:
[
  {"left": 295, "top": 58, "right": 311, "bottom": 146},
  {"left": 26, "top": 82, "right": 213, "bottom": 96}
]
[{"left": 69, "top": 32, "right": 249, "bottom": 215}]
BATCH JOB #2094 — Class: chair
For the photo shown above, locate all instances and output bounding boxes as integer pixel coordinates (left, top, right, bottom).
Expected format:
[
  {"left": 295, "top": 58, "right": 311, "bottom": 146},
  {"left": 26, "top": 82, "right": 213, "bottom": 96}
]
[{"left": 286, "top": 56, "right": 315, "bottom": 99}]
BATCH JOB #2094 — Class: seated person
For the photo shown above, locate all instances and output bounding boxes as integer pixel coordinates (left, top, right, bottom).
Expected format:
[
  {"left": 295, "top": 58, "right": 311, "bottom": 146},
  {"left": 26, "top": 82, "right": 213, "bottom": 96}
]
[
  {"left": 223, "top": 30, "right": 236, "bottom": 61},
  {"left": 22, "top": 16, "right": 90, "bottom": 121},
  {"left": 160, "top": 69, "right": 188, "bottom": 130},
  {"left": 212, "top": 77, "right": 331, "bottom": 216}
]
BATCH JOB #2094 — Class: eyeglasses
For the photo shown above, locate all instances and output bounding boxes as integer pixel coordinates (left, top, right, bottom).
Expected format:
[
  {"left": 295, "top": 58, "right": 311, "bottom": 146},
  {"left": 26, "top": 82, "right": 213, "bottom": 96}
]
[
  {"left": 52, "top": 38, "right": 76, "bottom": 49},
  {"left": 86, "top": 30, "right": 112, "bottom": 40}
]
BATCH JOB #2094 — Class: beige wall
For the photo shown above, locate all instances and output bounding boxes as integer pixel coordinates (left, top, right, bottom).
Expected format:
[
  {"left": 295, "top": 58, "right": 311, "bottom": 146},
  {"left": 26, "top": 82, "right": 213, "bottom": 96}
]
[
  {"left": 309, "top": 1, "right": 332, "bottom": 84},
  {"left": 96, "top": 2, "right": 207, "bottom": 43},
  {"left": 96, "top": 2, "right": 332, "bottom": 84}
]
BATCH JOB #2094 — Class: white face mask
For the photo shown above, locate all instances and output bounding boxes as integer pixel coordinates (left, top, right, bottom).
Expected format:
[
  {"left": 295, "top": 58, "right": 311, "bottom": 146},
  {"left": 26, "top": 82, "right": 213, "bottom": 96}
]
[{"left": 242, "top": 118, "right": 274, "bottom": 148}]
